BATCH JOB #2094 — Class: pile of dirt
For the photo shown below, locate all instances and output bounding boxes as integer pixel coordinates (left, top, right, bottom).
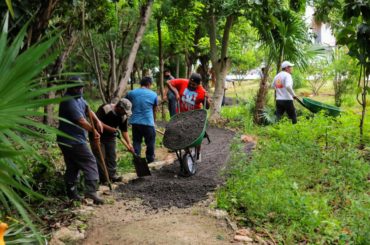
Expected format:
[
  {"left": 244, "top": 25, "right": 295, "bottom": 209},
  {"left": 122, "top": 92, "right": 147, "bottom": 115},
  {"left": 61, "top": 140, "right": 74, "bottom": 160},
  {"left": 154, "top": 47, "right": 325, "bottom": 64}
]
[
  {"left": 163, "top": 109, "right": 207, "bottom": 150},
  {"left": 116, "top": 127, "right": 234, "bottom": 209}
]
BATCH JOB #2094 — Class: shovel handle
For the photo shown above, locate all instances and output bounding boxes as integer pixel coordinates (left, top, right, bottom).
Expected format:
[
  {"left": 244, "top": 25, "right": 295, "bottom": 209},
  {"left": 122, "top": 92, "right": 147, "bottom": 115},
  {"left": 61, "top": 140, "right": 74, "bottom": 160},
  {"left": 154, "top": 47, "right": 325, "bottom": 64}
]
[
  {"left": 87, "top": 107, "right": 112, "bottom": 190},
  {"left": 155, "top": 128, "right": 165, "bottom": 135},
  {"left": 118, "top": 138, "right": 132, "bottom": 153}
]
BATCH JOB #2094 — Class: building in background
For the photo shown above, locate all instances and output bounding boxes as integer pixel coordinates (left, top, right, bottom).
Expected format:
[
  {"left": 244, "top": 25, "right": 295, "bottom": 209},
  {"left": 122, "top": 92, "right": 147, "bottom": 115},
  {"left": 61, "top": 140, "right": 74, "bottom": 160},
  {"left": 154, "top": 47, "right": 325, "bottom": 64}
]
[{"left": 305, "top": 6, "right": 336, "bottom": 47}]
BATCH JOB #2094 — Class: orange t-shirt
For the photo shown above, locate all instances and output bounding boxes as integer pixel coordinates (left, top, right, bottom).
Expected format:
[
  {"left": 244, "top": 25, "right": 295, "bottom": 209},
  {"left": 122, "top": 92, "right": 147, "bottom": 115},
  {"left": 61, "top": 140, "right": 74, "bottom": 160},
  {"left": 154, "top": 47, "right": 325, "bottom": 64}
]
[{"left": 170, "top": 79, "right": 206, "bottom": 112}]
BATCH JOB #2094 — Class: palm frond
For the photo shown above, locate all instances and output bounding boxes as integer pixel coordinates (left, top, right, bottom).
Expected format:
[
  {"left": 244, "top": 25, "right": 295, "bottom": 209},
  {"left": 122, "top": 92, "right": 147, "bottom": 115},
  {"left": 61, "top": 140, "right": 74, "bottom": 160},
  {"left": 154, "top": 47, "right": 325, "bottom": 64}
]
[{"left": 0, "top": 14, "right": 62, "bottom": 243}]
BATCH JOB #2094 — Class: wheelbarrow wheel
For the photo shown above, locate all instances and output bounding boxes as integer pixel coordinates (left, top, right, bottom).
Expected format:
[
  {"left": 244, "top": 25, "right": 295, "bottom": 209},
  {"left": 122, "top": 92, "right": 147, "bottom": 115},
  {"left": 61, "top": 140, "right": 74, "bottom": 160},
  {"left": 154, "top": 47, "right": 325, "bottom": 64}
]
[{"left": 181, "top": 148, "right": 197, "bottom": 177}]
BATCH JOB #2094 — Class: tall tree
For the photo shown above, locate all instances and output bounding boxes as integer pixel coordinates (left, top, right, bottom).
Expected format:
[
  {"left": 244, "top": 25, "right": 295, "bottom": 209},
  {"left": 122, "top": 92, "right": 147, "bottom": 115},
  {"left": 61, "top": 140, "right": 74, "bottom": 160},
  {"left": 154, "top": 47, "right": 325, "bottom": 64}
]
[
  {"left": 206, "top": 1, "right": 236, "bottom": 121},
  {"left": 113, "top": 0, "right": 154, "bottom": 101},
  {"left": 336, "top": 0, "right": 370, "bottom": 147},
  {"left": 315, "top": 0, "right": 370, "bottom": 146},
  {"left": 249, "top": 0, "right": 320, "bottom": 124}
]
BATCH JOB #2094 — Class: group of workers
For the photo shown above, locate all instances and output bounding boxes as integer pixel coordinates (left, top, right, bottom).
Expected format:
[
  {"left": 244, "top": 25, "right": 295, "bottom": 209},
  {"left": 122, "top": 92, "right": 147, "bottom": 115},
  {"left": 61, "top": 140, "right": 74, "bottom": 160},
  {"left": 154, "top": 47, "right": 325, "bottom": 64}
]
[
  {"left": 57, "top": 72, "right": 211, "bottom": 204},
  {"left": 57, "top": 60, "right": 296, "bottom": 204}
]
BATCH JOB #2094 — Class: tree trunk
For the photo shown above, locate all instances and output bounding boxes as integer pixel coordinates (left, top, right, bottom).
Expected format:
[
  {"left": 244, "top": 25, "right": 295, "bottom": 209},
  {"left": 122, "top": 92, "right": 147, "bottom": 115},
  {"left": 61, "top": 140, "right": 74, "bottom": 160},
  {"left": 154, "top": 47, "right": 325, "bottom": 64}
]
[
  {"left": 208, "top": 13, "right": 234, "bottom": 121},
  {"left": 27, "top": 0, "right": 60, "bottom": 48},
  {"left": 43, "top": 28, "right": 77, "bottom": 125},
  {"left": 198, "top": 55, "right": 210, "bottom": 89},
  {"left": 184, "top": 52, "right": 191, "bottom": 78},
  {"left": 358, "top": 66, "right": 368, "bottom": 148},
  {"left": 253, "top": 66, "right": 270, "bottom": 124},
  {"left": 112, "top": 0, "right": 154, "bottom": 102},
  {"left": 108, "top": 40, "right": 117, "bottom": 100},
  {"left": 88, "top": 32, "right": 106, "bottom": 103},
  {"left": 176, "top": 55, "right": 180, "bottom": 78},
  {"left": 157, "top": 18, "right": 166, "bottom": 120}
]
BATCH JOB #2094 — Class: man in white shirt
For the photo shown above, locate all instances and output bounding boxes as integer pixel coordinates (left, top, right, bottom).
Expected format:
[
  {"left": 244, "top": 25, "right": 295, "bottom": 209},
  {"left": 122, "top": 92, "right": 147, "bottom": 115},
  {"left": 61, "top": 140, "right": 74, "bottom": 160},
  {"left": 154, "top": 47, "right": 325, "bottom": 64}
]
[{"left": 272, "top": 61, "right": 298, "bottom": 124}]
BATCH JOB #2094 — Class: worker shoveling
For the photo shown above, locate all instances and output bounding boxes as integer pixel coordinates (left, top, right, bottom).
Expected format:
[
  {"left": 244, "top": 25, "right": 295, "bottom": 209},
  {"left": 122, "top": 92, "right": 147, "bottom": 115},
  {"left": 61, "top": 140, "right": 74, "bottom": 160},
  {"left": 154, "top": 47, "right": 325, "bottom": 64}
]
[{"left": 163, "top": 109, "right": 208, "bottom": 177}]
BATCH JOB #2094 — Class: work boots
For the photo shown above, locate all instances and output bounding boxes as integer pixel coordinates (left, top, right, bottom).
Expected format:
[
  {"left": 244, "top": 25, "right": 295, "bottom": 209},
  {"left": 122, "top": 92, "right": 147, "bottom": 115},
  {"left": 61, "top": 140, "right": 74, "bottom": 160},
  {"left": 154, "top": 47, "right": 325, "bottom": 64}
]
[
  {"left": 66, "top": 183, "right": 83, "bottom": 201},
  {"left": 85, "top": 180, "right": 104, "bottom": 205}
]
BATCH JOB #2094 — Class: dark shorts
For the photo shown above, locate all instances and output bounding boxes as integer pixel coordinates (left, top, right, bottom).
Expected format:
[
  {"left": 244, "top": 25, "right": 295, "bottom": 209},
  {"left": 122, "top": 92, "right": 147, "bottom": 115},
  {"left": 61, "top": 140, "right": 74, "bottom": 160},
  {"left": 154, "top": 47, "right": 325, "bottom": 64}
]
[{"left": 276, "top": 100, "right": 297, "bottom": 124}]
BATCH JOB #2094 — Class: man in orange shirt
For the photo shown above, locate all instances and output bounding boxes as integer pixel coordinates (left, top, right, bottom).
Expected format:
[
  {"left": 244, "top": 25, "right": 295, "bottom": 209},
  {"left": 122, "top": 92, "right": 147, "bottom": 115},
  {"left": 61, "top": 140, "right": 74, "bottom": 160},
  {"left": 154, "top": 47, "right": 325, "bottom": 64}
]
[
  {"left": 167, "top": 73, "right": 211, "bottom": 162},
  {"left": 167, "top": 73, "right": 211, "bottom": 113}
]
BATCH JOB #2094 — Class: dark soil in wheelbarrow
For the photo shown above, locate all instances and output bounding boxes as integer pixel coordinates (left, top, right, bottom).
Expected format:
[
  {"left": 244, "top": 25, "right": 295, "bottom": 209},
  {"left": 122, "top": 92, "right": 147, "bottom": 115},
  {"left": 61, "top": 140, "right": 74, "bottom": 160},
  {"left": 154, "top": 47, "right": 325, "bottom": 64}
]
[
  {"left": 116, "top": 127, "right": 234, "bottom": 209},
  {"left": 163, "top": 109, "right": 207, "bottom": 150}
]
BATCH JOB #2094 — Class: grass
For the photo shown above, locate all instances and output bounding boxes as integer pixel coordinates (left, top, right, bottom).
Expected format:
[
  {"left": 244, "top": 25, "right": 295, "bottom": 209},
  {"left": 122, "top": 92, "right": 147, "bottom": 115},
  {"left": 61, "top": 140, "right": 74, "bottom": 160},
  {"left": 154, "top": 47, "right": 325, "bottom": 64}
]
[
  {"left": 217, "top": 113, "right": 370, "bottom": 244},
  {"left": 217, "top": 78, "right": 370, "bottom": 244}
]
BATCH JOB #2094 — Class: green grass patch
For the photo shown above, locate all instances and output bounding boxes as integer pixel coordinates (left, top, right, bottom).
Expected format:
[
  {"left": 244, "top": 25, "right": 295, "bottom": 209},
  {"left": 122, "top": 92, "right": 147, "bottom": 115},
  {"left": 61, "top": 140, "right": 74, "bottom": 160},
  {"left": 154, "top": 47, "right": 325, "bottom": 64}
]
[{"left": 217, "top": 113, "right": 370, "bottom": 244}]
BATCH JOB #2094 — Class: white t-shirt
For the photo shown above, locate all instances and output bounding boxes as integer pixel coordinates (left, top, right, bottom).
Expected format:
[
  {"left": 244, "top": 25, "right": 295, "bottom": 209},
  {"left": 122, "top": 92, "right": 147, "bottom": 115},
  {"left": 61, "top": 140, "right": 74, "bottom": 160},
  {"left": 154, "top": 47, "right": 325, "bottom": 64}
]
[{"left": 272, "top": 71, "right": 295, "bottom": 100}]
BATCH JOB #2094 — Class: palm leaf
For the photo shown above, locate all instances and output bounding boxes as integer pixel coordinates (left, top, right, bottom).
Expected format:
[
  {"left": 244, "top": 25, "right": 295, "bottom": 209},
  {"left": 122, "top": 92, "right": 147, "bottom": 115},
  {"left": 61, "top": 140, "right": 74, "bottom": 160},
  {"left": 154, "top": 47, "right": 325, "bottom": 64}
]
[{"left": 0, "top": 14, "right": 63, "bottom": 244}]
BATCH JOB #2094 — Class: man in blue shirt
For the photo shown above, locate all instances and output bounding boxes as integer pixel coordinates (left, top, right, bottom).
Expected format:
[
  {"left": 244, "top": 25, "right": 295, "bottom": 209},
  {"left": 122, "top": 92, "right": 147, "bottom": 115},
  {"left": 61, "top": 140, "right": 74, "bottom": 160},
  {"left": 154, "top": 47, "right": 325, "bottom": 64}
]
[
  {"left": 57, "top": 76, "right": 105, "bottom": 204},
  {"left": 126, "top": 77, "right": 158, "bottom": 163}
]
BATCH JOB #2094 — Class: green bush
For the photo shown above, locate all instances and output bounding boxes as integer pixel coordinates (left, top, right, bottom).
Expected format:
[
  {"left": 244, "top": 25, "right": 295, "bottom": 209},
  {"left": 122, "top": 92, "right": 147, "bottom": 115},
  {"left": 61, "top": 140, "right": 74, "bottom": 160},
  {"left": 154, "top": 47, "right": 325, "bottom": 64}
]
[
  {"left": 217, "top": 113, "right": 370, "bottom": 244},
  {"left": 292, "top": 69, "right": 306, "bottom": 89}
]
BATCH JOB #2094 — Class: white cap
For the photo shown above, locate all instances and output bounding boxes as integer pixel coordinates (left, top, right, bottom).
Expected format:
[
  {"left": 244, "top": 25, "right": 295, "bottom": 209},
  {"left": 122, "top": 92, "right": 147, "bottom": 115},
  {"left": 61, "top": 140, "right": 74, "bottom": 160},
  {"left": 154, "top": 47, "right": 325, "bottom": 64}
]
[{"left": 281, "top": 61, "right": 294, "bottom": 69}]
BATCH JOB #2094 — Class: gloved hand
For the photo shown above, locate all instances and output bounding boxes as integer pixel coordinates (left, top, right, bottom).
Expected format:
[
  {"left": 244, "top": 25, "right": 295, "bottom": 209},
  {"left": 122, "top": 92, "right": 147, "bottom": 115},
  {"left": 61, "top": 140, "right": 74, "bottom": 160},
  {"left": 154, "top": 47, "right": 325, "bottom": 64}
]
[{"left": 114, "top": 130, "right": 121, "bottom": 139}]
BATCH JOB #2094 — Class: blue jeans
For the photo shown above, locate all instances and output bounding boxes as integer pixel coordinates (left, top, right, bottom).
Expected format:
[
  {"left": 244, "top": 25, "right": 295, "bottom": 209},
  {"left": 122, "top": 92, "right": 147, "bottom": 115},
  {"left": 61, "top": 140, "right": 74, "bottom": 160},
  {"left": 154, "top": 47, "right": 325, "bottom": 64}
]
[
  {"left": 167, "top": 90, "right": 177, "bottom": 117},
  {"left": 132, "top": 124, "right": 156, "bottom": 163}
]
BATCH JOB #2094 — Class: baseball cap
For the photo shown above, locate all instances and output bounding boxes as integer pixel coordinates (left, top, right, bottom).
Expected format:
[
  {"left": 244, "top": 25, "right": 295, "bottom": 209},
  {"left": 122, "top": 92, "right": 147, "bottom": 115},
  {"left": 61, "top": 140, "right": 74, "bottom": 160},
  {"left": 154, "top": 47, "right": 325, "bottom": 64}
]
[
  {"left": 68, "top": 76, "right": 84, "bottom": 88},
  {"left": 189, "top": 73, "right": 202, "bottom": 84},
  {"left": 116, "top": 98, "right": 132, "bottom": 117},
  {"left": 281, "top": 61, "right": 294, "bottom": 69}
]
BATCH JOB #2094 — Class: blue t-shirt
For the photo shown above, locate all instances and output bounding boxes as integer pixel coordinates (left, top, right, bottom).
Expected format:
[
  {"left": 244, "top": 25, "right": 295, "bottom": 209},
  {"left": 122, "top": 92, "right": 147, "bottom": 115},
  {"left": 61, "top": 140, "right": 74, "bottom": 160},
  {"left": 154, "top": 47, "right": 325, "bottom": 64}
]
[
  {"left": 57, "top": 93, "right": 88, "bottom": 145},
  {"left": 126, "top": 88, "right": 158, "bottom": 126}
]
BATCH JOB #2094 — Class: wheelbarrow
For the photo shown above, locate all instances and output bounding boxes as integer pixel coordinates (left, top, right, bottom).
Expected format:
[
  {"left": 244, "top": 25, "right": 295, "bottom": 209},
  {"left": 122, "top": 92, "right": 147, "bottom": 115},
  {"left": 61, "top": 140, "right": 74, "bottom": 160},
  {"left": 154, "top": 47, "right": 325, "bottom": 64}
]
[
  {"left": 296, "top": 97, "right": 342, "bottom": 117},
  {"left": 162, "top": 109, "right": 209, "bottom": 177}
]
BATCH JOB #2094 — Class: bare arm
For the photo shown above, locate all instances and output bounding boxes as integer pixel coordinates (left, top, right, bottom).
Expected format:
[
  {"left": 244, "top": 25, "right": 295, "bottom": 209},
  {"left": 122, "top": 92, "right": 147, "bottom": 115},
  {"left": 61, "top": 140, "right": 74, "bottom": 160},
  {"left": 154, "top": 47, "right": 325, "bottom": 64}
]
[
  {"left": 102, "top": 123, "right": 116, "bottom": 134},
  {"left": 77, "top": 117, "right": 100, "bottom": 140},
  {"left": 89, "top": 110, "right": 103, "bottom": 133},
  {"left": 166, "top": 80, "right": 180, "bottom": 100},
  {"left": 121, "top": 130, "right": 134, "bottom": 153}
]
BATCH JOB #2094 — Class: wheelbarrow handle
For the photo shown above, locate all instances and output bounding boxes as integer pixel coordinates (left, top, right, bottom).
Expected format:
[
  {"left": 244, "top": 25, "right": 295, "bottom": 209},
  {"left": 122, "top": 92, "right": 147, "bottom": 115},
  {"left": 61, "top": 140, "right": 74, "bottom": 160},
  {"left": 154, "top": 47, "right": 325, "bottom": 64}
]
[{"left": 295, "top": 97, "right": 305, "bottom": 107}]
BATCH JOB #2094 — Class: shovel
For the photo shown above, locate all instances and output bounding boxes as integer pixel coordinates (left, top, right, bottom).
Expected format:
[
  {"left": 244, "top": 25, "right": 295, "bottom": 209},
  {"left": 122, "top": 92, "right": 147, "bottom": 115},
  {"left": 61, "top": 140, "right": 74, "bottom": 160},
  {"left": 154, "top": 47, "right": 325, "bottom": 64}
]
[
  {"left": 87, "top": 107, "right": 112, "bottom": 190},
  {"left": 117, "top": 134, "right": 151, "bottom": 177}
]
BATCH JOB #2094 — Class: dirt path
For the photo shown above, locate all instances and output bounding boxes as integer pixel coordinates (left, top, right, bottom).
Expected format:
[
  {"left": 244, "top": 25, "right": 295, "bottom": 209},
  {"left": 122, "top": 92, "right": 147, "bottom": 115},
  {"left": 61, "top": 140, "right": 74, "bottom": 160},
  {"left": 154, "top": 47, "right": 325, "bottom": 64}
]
[{"left": 83, "top": 127, "right": 235, "bottom": 245}]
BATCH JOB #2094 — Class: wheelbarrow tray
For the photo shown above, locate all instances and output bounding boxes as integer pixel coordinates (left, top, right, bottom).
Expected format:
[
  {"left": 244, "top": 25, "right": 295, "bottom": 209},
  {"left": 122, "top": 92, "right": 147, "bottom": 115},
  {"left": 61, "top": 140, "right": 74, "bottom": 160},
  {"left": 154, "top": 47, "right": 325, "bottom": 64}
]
[
  {"left": 302, "top": 97, "right": 342, "bottom": 117},
  {"left": 163, "top": 109, "right": 207, "bottom": 151}
]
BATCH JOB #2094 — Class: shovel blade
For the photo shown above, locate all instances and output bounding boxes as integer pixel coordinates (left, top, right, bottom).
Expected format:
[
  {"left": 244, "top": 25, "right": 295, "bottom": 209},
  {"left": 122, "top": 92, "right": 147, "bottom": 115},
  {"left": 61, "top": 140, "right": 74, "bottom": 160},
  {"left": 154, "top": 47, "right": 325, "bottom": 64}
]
[{"left": 133, "top": 155, "right": 151, "bottom": 177}]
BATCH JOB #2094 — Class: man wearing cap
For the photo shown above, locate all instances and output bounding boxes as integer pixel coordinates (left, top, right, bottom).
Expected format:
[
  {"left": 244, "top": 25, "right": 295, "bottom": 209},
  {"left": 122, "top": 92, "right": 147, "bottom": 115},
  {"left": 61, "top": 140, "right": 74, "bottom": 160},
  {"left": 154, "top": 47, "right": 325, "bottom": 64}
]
[
  {"left": 92, "top": 98, "right": 134, "bottom": 183},
  {"left": 272, "top": 61, "right": 298, "bottom": 124},
  {"left": 57, "top": 76, "right": 105, "bottom": 204},
  {"left": 167, "top": 73, "right": 211, "bottom": 162},
  {"left": 126, "top": 77, "right": 158, "bottom": 163},
  {"left": 167, "top": 73, "right": 211, "bottom": 113}
]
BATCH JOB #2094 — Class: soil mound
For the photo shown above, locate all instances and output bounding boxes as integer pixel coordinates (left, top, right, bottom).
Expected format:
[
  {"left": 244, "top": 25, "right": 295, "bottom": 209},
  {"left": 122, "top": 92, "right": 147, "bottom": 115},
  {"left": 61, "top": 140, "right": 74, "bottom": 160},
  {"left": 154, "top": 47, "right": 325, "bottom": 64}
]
[
  {"left": 163, "top": 110, "right": 207, "bottom": 150},
  {"left": 116, "top": 127, "right": 234, "bottom": 209}
]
